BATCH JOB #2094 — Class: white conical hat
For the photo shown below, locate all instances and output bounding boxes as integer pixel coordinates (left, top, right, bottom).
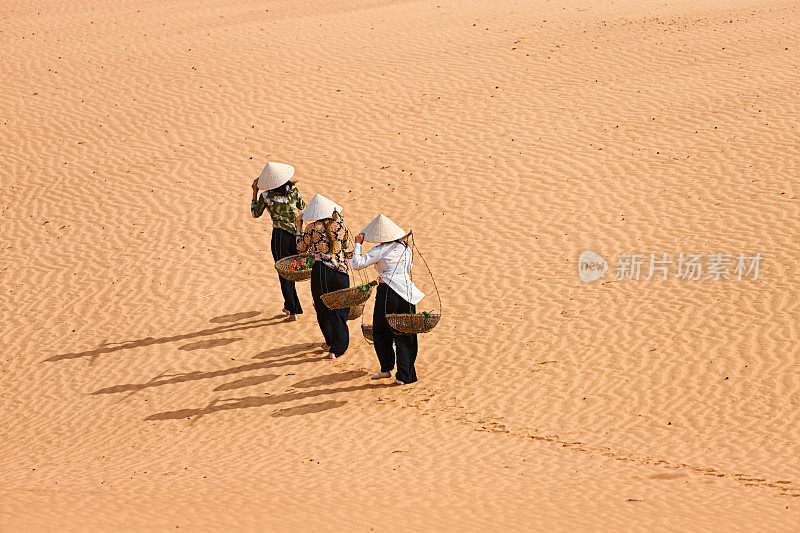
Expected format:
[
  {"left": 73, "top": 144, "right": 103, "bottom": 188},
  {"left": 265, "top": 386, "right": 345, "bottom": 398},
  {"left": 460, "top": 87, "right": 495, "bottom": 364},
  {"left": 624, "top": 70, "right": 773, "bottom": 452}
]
[
  {"left": 301, "top": 194, "right": 343, "bottom": 222},
  {"left": 257, "top": 162, "right": 295, "bottom": 190},
  {"left": 361, "top": 214, "right": 407, "bottom": 243}
]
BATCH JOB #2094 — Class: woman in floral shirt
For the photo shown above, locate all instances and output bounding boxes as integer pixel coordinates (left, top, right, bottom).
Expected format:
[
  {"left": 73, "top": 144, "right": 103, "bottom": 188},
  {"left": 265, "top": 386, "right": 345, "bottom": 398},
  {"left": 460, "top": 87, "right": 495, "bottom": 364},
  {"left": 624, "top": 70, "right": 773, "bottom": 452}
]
[
  {"left": 251, "top": 162, "right": 306, "bottom": 321},
  {"left": 296, "top": 194, "right": 354, "bottom": 359}
]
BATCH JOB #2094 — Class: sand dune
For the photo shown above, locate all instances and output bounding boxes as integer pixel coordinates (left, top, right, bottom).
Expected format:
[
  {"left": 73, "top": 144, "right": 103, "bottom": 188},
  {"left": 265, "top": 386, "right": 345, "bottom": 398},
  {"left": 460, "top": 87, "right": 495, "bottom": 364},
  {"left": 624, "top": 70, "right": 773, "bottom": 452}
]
[{"left": 1, "top": 0, "right": 799, "bottom": 530}]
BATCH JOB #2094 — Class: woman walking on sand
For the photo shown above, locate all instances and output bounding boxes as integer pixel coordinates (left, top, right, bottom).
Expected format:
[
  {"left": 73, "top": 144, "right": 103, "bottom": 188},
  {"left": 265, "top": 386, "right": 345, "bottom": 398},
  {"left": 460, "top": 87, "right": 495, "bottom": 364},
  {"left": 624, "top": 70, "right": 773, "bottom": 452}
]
[
  {"left": 352, "top": 214, "right": 424, "bottom": 385},
  {"left": 295, "top": 194, "right": 354, "bottom": 359},
  {"left": 251, "top": 162, "right": 306, "bottom": 322}
]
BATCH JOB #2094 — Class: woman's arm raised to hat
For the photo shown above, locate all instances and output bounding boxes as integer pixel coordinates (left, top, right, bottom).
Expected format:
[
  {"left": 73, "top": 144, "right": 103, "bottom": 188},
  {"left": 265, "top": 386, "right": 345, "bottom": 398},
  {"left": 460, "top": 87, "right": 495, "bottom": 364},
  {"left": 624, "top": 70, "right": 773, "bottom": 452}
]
[
  {"left": 250, "top": 179, "right": 266, "bottom": 218},
  {"left": 340, "top": 220, "right": 354, "bottom": 259},
  {"left": 352, "top": 239, "right": 385, "bottom": 270},
  {"left": 339, "top": 220, "right": 353, "bottom": 250},
  {"left": 293, "top": 187, "right": 306, "bottom": 210},
  {"left": 295, "top": 211, "right": 308, "bottom": 252}
]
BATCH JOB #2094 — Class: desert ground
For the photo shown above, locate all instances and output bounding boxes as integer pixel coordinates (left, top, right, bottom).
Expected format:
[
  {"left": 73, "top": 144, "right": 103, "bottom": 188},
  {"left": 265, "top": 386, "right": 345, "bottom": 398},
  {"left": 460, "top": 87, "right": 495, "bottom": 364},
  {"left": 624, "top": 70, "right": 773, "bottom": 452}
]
[{"left": 1, "top": 0, "right": 799, "bottom": 531}]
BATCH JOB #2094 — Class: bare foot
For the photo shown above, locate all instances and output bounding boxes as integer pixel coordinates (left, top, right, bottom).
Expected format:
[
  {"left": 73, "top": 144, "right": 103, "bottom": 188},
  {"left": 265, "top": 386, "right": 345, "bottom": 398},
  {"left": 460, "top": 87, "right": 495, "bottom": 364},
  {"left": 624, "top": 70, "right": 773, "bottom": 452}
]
[
  {"left": 282, "top": 309, "right": 291, "bottom": 316},
  {"left": 371, "top": 372, "right": 392, "bottom": 380},
  {"left": 328, "top": 352, "right": 338, "bottom": 360},
  {"left": 283, "top": 314, "right": 299, "bottom": 322},
  {"left": 393, "top": 379, "right": 405, "bottom": 386}
]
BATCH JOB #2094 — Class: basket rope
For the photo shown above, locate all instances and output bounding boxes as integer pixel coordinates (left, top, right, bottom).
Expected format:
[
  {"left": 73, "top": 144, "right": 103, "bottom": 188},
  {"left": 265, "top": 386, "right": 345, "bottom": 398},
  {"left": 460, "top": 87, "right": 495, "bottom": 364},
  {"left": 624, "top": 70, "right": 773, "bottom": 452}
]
[
  {"left": 381, "top": 231, "right": 442, "bottom": 334},
  {"left": 410, "top": 234, "right": 442, "bottom": 314}
]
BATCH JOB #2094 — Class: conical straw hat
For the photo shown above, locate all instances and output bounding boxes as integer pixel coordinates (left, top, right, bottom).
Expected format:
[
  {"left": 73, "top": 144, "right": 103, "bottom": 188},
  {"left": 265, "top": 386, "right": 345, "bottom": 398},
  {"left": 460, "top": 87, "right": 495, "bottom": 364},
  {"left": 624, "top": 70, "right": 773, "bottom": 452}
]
[
  {"left": 361, "top": 214, "right": 407, "bottom": 243},
  {"left": 301, "top": 194, "right": 343, "bottom": 222},
  {"left": 257, "top": 162, "right": 295, "bottom": 190}
]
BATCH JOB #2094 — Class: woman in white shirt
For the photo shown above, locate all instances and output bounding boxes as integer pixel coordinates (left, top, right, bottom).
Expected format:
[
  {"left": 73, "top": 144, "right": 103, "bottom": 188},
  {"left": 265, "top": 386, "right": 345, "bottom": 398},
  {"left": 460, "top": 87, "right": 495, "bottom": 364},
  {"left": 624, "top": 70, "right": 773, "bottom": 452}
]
[{"left": 353, "top": 214, "right": 424, "bottom": 385}]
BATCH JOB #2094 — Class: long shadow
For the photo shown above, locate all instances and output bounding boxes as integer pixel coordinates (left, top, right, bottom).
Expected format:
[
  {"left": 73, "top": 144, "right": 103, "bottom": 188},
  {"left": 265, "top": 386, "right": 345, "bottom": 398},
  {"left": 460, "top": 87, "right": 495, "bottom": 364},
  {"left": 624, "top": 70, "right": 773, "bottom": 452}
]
[
  {"left": 145, "top": 382, "right": 389, "bottom": 421},
  {"left": 178, "top": 337, "right": 242, "bottom": 351},
  {"left": 291, "top": 370, "right": 368, "bottom": 389},
  {"left": 271, "top": 400, "right": 348, "bottom": 417},
  {"left": 209, "top": 311, "right": 261, "bottom": 323},
  {"left": 45, "top": 313, "right": 284, "bottom": 363},
  {"left": 252, "top": 343, "right": 323, "bottom": 360},
  {"left": 91, "top": 343, "right": 319, "bottom": 396},
  {"left": 213, "top": 374, "right": 280, "bottom": 392}
]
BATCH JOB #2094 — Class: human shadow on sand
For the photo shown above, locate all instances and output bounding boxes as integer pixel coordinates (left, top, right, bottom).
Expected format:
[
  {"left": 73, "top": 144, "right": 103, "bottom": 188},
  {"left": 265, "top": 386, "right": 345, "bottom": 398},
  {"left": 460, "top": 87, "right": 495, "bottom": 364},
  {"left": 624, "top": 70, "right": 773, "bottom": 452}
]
[
  {"left": 213, "top": 374, "right": 281, "bottom": 392},
  {"left": 209, "top": 311, "right": 262, "bottom": 323},
  {"left": 178, "top": 337, "right": 243, "bottom": 351},
  {"left": 291, "top": 370, "right": 368, "bottom": 389},
  {"left": 91, "top": 342, "right": 320, "bottom": 396},
  {"left": 271, "top": 400, "right": 348, "bottom": 417},
  {"left": 144, "top": 382, "right": 388, "bottom": 421},
  {"left": 45, "top": 311, "right": 283, "bottom": 363}
]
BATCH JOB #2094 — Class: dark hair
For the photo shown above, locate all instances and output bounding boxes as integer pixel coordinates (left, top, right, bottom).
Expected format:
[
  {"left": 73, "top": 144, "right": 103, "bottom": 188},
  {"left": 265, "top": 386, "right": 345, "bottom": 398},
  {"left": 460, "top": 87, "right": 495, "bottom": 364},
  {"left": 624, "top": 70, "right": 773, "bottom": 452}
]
[
  {"left": 323, "top": 211, "right": 342, "bottom": 253},
  {"left": 267, "top": 180, "right": 295, "bottom": 195}
]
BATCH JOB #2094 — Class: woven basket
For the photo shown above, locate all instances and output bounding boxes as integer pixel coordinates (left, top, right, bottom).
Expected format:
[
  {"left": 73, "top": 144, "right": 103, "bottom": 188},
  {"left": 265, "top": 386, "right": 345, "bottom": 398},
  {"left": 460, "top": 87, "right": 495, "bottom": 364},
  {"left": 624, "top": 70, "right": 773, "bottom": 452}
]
[
  {"left": 361, "top": 324, "right": 374, "bottom": 343},
  {"left": 386, "top": 313, "right": 440, "bottom": 334},
  {"left": 347, "top": 303, "right": 365, "bottom": 321},
  {"left": 275, "top": 253, "right": 314, "bottom": 282},
  {"left": 320, "top": 286, "right": 373, "bottom": 309}
]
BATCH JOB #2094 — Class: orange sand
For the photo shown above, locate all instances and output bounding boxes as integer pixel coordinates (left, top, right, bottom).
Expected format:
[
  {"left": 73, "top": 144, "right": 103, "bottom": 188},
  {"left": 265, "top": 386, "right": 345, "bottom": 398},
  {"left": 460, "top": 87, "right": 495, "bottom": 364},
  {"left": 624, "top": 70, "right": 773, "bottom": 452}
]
[{"left": 1, "top": 0, "right": 799, "bottom": 530}]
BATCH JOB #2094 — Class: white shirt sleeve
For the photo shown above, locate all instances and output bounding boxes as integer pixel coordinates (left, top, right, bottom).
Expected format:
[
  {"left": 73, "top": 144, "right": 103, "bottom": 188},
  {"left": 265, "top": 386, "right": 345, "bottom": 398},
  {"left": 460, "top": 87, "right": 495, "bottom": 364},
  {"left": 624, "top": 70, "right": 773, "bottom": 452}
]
[{"left": 352, "top": 243, "right": 385, "bottom": 270}]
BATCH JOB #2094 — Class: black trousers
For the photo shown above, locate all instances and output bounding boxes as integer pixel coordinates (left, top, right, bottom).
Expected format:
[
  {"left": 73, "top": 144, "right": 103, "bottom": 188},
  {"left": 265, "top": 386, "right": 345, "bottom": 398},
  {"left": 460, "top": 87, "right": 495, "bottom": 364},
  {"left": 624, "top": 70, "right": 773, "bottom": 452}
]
[
  {"left": 270, "top": 228, "right": 303, "bottom": 315},
  {"left": 373, "top": 283, "right": 418, "bottom": 383},
  {"left": 311, "top": 262, "right": 350, "bottom": 356}
]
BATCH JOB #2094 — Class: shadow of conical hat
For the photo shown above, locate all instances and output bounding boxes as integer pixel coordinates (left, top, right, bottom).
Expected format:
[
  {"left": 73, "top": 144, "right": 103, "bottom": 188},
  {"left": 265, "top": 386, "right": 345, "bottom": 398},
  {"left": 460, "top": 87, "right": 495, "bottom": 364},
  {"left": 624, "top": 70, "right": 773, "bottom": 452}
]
[
  {"left": 302, "top": 194, "right": 343, "bottom": 222},
  {"left": 257, "top": 162, "right": 295, "bottom": 190},
  {"left": 361, "top": 214, "right": 407, "bottom": 243}
]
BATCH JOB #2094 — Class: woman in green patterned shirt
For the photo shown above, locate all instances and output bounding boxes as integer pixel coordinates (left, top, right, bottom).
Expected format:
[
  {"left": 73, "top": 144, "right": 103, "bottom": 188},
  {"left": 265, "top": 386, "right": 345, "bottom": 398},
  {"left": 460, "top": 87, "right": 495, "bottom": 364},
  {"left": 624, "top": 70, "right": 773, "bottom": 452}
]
[{"left": 251, "top": 162, "right": 306, "bottom": 321}]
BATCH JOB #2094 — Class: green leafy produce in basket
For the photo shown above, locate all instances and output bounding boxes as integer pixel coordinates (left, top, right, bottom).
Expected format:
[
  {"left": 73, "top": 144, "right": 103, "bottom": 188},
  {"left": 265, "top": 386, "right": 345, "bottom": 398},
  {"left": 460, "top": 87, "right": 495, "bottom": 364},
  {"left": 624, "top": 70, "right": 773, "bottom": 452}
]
[
  {"left": 356, "top": 281, "right": 378, "bottom": 291},
  {"left": 421, "top": 311, "right": 433, "bottom": 318}
]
